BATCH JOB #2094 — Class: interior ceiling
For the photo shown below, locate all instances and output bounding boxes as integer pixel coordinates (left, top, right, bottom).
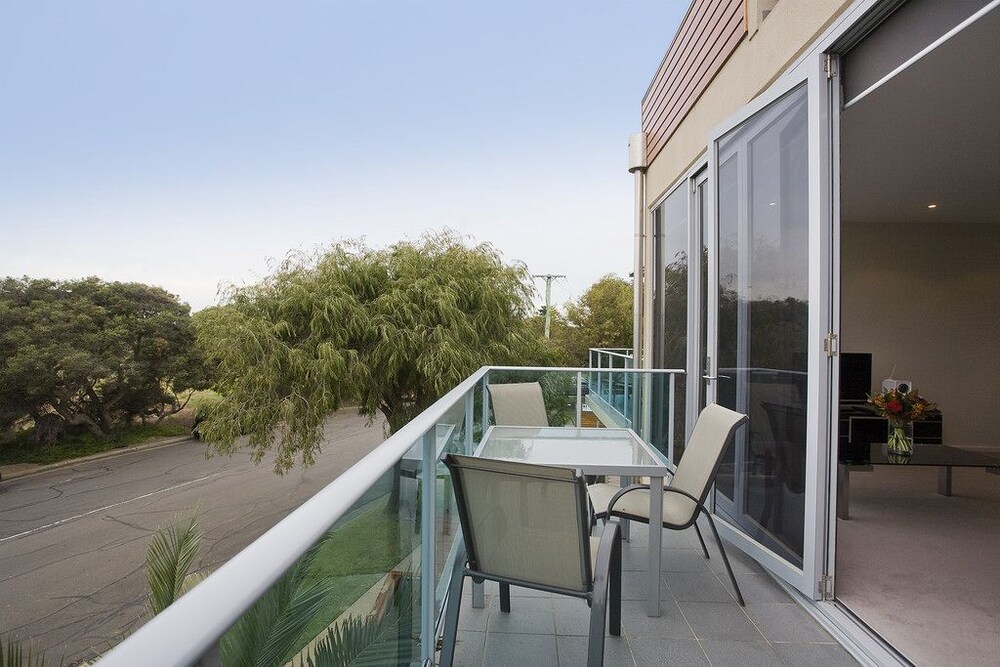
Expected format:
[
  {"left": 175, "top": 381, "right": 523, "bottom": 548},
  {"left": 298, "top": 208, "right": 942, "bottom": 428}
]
[{"left": 841, "top": 8, "right": 1000, "bottom": 225}]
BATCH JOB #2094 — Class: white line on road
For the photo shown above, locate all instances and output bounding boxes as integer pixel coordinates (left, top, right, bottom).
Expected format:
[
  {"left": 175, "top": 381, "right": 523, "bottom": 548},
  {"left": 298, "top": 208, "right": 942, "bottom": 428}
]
[{"left": 0, "top": 473, "right": 223, "bottom": 543}]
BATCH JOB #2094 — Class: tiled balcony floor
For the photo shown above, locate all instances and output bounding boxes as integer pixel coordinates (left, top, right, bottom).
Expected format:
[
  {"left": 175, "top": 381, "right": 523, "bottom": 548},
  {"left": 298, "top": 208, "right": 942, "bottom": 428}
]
[{"left": 450, "top": 521, "right": 858, "bottom": 666}]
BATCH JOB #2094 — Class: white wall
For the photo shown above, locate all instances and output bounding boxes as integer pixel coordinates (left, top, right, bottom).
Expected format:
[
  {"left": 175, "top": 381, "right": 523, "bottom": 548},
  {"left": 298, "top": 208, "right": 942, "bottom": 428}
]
[{"left": 841, "top": 221, "right": 1000, "bottom": 445}]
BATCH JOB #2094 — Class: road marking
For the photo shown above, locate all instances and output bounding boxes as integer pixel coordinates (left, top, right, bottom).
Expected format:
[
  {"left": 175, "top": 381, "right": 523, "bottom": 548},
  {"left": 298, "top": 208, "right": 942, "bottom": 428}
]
[{"left": 0, "top": 473, "right": 222, "bottom": 543}]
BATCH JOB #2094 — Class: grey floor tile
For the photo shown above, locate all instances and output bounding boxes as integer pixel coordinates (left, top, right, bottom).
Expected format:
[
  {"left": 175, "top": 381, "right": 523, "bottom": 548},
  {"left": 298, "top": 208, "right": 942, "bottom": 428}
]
[
  {"left": 483, "top": 632, "right": 558, "bottom": 666},
  {"left": 661, "top": 548, "right": 713, "bottom": 572},
  {"left": 736, "top": 572, "right": 793, "bottom": 604},
  {"left": 556, "top": 635, "right": 634, "bottom": 666},
  {"left": 459, "top": 594, "right": 495, "bottom": 631},
  {"left": 451, "top": 630, "right": 485, "bottom": 667},
  {"left": 630, "top": 638, "right": 709, "bottom": 666},
  {"left": 487, "top": 596, "right": 556, "bottom": 636},
  {"left": 744, "top": 603, "right": 834, "bottom": 643},
  {"left": 620, "top": 599, "right": 694, "bottom": 640},
  {"left": 621, "top": 570, "right": 671, "bottom": 602},
  {"left": 677, "top": 601, "right": 766, "bottom": 641},
  {"left": 700, "top": 640, "right": 781, "bottom": 667},
  {"left": 662, "top": 569, "right": 736, "bottom": 603},
  {"left": 773, "top": 642, "right": 860, "bottom": 666},
  {"left": 707, "top": 545, "right": 767, "bottom": 575},
  {"left": 552, "top": 597, "right": 593, "bottom": 636}
]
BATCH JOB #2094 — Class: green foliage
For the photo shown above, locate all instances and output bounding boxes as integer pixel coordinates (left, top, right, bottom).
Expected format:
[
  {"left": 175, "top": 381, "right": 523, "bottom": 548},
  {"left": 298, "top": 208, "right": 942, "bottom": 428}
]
[
  {"left": 298, "top": 579, "right": 417, "bottom": 667},
  {"left": 0, "top": 422, "right": 189, "bottom": 466},
  {"left": 0, "top": 277, "right": 211, "bottom": 440},
  {"left": 0, "top": 638, "right": 47, "bottom": 667},
  {"left": 530, "top": 274, "right": 634, "bottom": 366},
  {"left": 146, "top": 512, "right": 204, "bottom": 616},
  {"left": 197, "top": 230, "right": 535, "bottom": 473},
  {"left": 222, "top": 537, "right": 342, "bottom": 667}
]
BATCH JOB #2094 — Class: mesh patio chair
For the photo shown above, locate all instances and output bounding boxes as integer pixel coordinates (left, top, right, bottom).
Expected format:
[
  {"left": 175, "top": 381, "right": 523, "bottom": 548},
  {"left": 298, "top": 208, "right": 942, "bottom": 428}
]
[
  {"left": 588, "top": 403, "right": 749, "bottom": 606},
  {"left": 487, "top": 381, "right": 549, "bottom": 427},
  {"left": 440, "top": 454, "right": 622, "bottom": 667}
]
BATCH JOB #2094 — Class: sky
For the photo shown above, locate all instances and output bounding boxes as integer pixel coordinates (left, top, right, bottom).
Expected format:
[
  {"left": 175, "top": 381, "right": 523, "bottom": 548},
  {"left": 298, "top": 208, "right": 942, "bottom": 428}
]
[{"left": 1, "top": 1, "right": 687, "bottom": 312}]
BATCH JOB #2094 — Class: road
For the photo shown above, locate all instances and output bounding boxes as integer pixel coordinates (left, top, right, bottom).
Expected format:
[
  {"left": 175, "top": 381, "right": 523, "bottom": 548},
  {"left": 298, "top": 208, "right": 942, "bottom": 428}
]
[{"left": 0, "top": 411, "right": 386, "bottom": 664}]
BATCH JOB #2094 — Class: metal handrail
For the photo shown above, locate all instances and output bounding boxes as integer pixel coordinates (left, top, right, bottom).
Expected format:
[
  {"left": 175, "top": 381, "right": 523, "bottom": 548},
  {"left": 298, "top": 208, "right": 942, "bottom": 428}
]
[{"left": 95, "top": 364, "right": 685, "bottom": 666}]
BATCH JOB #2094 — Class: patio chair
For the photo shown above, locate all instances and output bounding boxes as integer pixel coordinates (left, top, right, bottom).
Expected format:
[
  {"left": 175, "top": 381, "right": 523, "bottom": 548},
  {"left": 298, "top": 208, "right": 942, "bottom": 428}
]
[
  {"left": 440, "top": 454, "right": 622, "bottom": 667},
  {"left": 588, "top": 403, "right": 749, "bottom": 606},
  {"left": 487, "top": 381, "right": 549, "bottom": 426}
]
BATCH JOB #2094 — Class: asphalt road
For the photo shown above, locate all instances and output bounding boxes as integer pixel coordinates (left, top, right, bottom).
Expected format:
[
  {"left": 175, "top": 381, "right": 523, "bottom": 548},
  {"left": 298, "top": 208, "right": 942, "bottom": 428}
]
[{"left": 0, "top": 411, "right": 386, "bottom": 664}]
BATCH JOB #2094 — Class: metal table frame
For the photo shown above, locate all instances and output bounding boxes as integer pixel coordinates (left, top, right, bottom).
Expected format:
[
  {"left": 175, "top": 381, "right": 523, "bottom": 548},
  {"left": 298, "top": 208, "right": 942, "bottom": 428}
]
[{"left": 472, "top": 425, "right": 670, "bottom": 617}]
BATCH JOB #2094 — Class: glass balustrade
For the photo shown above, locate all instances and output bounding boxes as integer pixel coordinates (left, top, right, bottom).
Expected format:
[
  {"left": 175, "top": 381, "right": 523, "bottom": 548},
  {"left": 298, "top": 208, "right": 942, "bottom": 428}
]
[{"left": 95, "top": 365, "right": 681, "bottom": 667}]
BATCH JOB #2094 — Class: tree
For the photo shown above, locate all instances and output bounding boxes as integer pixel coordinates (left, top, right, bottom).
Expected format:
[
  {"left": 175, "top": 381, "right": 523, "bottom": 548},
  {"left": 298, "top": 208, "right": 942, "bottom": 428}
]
[
  {"left": 0, "top": 277, "right": 210, "bottom": 439},
  {"left": 195, "top": 231, "right": 535, "bottom": 473},
  {"left": 554, "top": 274, "right": 633, "bottom": 365}
]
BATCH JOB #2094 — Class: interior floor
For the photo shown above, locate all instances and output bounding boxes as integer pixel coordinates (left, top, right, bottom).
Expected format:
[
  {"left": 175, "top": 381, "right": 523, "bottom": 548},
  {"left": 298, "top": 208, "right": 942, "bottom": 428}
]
[{"left": 835, "top": 464, "right": 1000, "bottom": 666}]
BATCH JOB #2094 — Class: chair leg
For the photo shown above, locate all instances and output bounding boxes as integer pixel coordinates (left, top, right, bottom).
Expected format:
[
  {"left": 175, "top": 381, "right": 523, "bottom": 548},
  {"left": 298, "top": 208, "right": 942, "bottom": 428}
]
[
  {"left": 693, "top": 522, "right": 711, "bottom": 560},
  {"left": 440, "top": 545, "right": 468, "bottom": 667},
  {"left": 499, "top": 582, "right": 511, "bottom": 613},
  {"left": 703, "top": 510, "right": 745, "bottom": 606},
  {"left": 609, "top": 524, "right": 622, "bottom": 637},
  {"left": 589, "top": 519, "right": 623, "bottom": 666}
]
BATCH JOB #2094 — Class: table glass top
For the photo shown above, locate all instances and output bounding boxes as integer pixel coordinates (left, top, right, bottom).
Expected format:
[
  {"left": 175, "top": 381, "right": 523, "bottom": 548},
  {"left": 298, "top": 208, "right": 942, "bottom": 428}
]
[
  {"left": 867, "top": 443, "right": 1000, "bottom": 467},
  {"left": 476, "top": 426, "right": 664, "bottom": 471}
]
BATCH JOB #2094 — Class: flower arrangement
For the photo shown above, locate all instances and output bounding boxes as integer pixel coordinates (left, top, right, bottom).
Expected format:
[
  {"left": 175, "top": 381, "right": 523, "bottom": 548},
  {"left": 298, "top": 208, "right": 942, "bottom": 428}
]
[{"left": 867, "top": 388, "right": 937, "bottom": 455}]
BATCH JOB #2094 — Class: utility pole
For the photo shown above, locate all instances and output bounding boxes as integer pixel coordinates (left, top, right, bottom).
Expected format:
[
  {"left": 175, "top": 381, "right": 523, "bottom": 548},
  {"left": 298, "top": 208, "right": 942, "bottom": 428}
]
[{"left": 532, "top": 274, "right": 565, "bottom": 339}]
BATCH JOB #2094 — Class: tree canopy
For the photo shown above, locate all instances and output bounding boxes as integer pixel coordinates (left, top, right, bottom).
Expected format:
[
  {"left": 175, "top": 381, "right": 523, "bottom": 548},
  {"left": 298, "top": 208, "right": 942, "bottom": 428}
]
[
  {"left": 196, "top": 231, "right": 535, "bottom": 472},
  {"left": 0, "top": 277, "right": 210, "bottom": 439},
  {"left": 536, "top": 274, "right": 634, "bottom": 366}
]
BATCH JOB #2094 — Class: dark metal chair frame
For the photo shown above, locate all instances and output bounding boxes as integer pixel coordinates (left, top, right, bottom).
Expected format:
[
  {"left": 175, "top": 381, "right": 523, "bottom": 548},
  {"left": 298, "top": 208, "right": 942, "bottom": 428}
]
[
  {"left": 439, "top": 454, "right": 623, "bottom": 667},
  {"left": 596, "top": 412, "right": 749, "bottom": 607}
]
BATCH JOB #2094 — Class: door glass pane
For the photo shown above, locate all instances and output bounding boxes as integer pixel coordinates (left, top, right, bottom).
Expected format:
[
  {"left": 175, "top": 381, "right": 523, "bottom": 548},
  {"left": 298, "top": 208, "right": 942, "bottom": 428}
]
[
  {"left": 716, "top": 157, "right": 739, "bottom": 501},
  {"left": 715, "top": 85, "right": 809, "bottom": 565},
  {"left": 658, "top": 185, "right": 688, "bottom": 463}
]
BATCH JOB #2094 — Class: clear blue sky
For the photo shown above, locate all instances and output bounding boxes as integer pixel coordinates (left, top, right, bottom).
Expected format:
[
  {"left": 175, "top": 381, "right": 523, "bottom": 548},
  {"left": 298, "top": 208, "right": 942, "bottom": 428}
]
[{"left": 1, "top": 1, "right": 686, "bottom": 311}]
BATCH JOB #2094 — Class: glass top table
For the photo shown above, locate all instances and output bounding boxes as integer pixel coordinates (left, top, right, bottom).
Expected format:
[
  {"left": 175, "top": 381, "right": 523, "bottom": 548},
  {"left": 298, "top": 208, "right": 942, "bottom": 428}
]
[
  {"left": 474, "top": 425, "right": 671, "bottom": 617},
  {"left": 837, "top": 444, "right": 1000, "bottom": 520},
  {"left": 475, "top": 426, "right": 664, "bottom": 475}
]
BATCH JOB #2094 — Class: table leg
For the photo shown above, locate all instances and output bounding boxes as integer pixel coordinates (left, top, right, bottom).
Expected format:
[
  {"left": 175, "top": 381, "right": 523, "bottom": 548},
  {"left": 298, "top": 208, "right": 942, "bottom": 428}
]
[
  {"left": 646, "top": 475, "right": 664, "bottom": 617},
  {"left": 472, "top": 581, "right": 485, "bottom": 609},
  {"left": 938, "top": 466, "right": 952, "bottom": 496},
  {"left": 837, "top": 464, "right": 850, "bottom": 520},
  {"left": 619, "top": 476, "right": 630, "bottom": 541}
]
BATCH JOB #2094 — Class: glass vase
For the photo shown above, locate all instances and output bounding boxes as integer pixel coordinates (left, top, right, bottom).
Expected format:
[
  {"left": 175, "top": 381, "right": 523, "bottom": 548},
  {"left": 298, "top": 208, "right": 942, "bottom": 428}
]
[{"left": 887, "top": 423, "right": 913, "bottom": 456}]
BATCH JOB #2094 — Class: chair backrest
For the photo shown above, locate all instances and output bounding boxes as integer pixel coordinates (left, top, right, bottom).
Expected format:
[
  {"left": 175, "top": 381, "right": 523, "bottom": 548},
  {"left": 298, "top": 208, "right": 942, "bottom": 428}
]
[
  {"left": 444, "top": 454, "right": 592, "bottom": 593},
  {"left": 670, "top": 404, "right": 748, "bottom": 518},
  {"left": 487, "top": 382, "right": 549, "bottom": 427}
]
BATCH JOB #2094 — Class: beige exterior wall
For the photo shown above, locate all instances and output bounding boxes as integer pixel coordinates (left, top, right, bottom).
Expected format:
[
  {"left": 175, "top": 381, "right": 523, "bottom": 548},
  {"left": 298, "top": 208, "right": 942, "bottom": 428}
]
[
  {"left": 644, "top": 0, "right": 854, "bottom": 204},
  {"left": 841, "top": 222, "right": 1000, "bottom": 447}
]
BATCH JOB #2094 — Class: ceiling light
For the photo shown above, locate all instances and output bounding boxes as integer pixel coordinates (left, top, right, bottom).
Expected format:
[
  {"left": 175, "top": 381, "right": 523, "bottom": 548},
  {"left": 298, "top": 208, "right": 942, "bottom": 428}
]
[
  {"left": 768, "top": 202, "right": 777, "bottom": 206},
  {"left": 927, "top": 203, "right": 938, "bottom": 209}
]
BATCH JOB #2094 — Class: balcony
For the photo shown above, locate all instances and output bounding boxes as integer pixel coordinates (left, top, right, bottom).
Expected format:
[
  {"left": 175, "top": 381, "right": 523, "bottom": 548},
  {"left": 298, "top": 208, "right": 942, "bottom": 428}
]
[{"left": 95, "top": 364, "right": 855, "bottom": 666}]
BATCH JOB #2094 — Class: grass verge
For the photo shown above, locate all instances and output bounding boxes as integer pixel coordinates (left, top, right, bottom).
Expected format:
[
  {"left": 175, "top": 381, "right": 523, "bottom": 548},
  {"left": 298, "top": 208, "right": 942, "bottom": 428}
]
[{"left": 0, "top": 422, "right": 190, "bottom": 466}]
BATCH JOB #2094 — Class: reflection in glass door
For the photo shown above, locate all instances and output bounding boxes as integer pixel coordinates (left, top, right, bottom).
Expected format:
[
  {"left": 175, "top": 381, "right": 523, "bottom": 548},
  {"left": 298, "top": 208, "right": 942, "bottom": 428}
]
[{"left": 713, "top": 85, "right": 810, "bottom": 567}]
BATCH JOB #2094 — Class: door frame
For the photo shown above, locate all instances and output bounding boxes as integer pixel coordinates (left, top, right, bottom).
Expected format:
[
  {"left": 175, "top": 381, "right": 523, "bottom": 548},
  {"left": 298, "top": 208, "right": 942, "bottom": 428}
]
[{"left": 703, "top": 52, "right": 836, "bottom": 599}]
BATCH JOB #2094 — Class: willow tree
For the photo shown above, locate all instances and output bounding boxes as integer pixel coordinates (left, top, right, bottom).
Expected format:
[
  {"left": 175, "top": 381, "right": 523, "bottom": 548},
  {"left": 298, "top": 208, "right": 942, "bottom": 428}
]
[{"left": 196, "top": 231, "right": 534, "bottom": 472}]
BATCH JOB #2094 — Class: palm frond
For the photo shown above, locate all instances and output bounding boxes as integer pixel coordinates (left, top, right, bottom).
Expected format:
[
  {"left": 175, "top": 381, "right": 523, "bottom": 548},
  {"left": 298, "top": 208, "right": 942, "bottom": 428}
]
[
  {"left": 221, "top": 539, "right": 334, "bottom": 667},
  {"left": 300, "top": 577, "right": 417, "bottom": 667},
  {"left": 146, "top": 512, "right": 203, "bottom": 616},
  {"left": 0, "top": 637, "right": 46, "bottom": 667}
]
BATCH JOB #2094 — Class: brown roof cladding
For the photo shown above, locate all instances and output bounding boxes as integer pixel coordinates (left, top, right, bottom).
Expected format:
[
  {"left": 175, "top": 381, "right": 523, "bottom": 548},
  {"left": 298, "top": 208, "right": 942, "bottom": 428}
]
[{"left": 641, "top": 0, "right": 747, "bottom": 164}]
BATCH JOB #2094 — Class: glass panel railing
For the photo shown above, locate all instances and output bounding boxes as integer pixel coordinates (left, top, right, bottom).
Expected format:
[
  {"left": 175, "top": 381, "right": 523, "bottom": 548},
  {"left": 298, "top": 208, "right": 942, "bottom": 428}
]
[{"left": 95, "top": 365, "right": 682, "bottom": 667}]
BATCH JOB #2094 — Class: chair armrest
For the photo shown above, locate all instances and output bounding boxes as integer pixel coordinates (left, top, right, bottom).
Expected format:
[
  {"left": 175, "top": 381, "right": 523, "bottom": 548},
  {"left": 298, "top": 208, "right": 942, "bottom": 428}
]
[
  {"left": 606, "top": 483, "right": 704, "bottom": 515},
  {"left": 607, "top": 483, "right": 651, "bottom": 514}
]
